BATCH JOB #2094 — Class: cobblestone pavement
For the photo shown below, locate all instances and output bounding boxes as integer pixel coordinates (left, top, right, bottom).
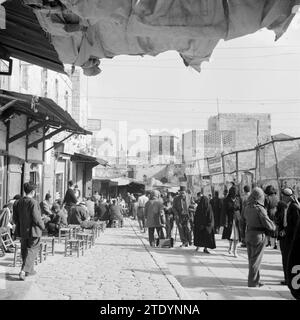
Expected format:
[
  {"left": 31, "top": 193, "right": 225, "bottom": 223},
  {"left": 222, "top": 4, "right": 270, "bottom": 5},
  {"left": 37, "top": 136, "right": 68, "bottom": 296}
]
[
  {"left": 0, "top": 219, "right": 294, "bottom": 300},
  {"left": 132, "top": 224, "right": 294, "bottom": 300},
  {"left": 0, "top": 219, "right": 182, "bottom": 300}
]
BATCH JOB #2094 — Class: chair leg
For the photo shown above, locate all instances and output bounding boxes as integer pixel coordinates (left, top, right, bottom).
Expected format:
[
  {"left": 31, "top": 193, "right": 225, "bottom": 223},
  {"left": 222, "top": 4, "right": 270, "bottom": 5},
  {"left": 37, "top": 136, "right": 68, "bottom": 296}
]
[
  {"left": 13, "top": 247, "right": 17, "bottom": 267},
  {"left": 52, "top": 238, "right": 55, "bottom": 255},
  {"left": 77, "top": 241, "right": 80, "bottom": 258}
]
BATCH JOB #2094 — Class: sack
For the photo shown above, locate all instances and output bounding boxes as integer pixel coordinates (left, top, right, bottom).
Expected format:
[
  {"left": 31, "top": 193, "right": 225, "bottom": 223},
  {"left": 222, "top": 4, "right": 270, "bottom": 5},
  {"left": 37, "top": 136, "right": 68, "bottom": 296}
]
[{"left": 156, "top": 237, "right": 174, "bottom": 248}]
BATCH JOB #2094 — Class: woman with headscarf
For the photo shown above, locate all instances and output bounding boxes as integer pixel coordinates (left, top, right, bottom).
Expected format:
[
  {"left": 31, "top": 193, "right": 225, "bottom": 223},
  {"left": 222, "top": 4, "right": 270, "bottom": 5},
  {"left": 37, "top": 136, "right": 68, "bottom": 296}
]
[
  {"left": 222, "top": 186, "right": 242, "bottom": 257},
  {"left": 194, "top": 193, "right": 216, "bottom": 254},
  {"left": 242, "top": 187, "right": 276, "bottom": 287}
]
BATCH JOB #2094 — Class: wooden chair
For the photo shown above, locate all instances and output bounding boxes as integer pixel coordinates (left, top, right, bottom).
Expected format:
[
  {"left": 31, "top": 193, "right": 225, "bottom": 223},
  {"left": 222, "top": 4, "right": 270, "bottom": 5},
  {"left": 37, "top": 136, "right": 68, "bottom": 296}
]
[
  {"left": 76, "top": 233, "right": 92, "bottom": 250},
  {"left": 64, "top": 239, "right": 84, "bottom": 258},
  {"left": 0, "top": 231, "right": 15, "bottom": 252},
  {"left": 58, "top": 227, "right": 71, "bottom": 243},
  {"left": 41, "top": 236, "right": 55, "bottom": 256}
]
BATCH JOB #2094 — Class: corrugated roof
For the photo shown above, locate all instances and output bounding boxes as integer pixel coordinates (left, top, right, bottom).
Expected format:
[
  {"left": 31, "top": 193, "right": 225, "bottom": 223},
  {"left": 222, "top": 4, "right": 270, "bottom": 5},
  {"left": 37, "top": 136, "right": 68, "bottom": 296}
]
[
  {"left": 0, "top": 89, "right": 90, "bottom": 135},
  {"left": 0, "top": 0, "right": 64, "bottom": 73}
]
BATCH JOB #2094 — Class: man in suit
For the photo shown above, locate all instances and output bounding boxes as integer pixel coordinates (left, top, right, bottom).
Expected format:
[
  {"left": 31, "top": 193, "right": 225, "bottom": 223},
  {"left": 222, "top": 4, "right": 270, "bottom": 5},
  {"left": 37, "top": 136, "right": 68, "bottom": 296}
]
[
  {"left": 63, "top": 180, "right": 78, "bottom": 215},
  {"left": 172, "top": 186, "right": 192, "bottom": 247},
  {"left": 13, "top": 182, "right": 45, "bottom": 281}
]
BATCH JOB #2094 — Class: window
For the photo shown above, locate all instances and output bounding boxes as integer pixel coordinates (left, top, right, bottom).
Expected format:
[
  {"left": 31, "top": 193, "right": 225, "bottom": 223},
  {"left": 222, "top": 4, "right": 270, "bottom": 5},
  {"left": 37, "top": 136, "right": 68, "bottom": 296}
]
[
  {"left": 170, "top": 136, "right": 175, "bottom": 156},
  {"left": 159, "top": 136, "right": 162, "bottom": 155}
]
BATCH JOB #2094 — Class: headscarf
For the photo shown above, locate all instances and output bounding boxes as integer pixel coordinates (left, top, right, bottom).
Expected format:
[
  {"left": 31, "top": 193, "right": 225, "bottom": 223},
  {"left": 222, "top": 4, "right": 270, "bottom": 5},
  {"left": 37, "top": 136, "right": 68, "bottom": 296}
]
[{"left": 247, "top": 187, "right": 265, "bottom": 207}]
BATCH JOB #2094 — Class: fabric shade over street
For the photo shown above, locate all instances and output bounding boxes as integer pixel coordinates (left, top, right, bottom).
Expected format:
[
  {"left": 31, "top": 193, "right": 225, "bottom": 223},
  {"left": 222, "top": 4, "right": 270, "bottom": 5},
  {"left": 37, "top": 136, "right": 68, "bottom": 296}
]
[
  {"left": 71, "top": 153, "right": 108, "bottom": 168},
  {"left": 110, "top": 177, "right": 145, "bottom": 186},
  {"left": 0, "top": 89, "right": 90, "bottom": 136},
  {"left": 23, "top": 0, "right": 300, "bottom": 75},
  {"left": 0, "top": 0, "right": 65, "bottom": 74}
]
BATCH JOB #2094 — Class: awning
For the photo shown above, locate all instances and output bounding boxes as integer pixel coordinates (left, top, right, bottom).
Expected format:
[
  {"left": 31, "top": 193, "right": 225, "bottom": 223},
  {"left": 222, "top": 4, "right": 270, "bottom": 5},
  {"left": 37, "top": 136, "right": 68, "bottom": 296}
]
[
  {"left": 71, "top": 153, "right": 108, "bottom": 168},
  {"left": 0, "top": 0, "right": 65, "bottom": 74},
  {"left": 24, "top": 0, "right": 300, "bottom": 75},
  {"left": 110, "top": 177, "right": 145, "bottom": 186},
  {"left": 0, "top": 89, "right": 90, "bottom": 136}
]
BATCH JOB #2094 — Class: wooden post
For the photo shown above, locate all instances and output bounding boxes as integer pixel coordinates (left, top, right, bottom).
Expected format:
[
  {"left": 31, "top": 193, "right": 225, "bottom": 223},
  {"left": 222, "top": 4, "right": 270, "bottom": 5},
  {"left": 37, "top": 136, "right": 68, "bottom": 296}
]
[{"left": 271, "top": 138, "right": 281, "bottom": 196}]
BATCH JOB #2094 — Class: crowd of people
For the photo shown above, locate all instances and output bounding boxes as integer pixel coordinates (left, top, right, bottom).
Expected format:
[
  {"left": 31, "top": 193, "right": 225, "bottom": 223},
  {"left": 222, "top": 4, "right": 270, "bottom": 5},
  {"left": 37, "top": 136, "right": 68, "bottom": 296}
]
[
  {"left": 133, "top": 184, "right": 299, "bottom": 290},
  {"left": 0, "top": 180, "right": 299, "bottom": 292}
]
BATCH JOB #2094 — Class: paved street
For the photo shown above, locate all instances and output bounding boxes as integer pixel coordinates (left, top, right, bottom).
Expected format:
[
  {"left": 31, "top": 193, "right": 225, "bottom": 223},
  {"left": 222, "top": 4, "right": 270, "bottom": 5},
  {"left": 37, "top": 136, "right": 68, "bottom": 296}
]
[{"left": 0, "top": 218, "right": 294, "bottom": 300}]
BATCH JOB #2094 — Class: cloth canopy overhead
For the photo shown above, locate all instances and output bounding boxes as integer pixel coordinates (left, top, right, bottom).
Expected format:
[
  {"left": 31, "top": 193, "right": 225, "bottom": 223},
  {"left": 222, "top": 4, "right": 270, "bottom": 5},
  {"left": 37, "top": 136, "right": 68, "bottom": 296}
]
[
  {"left": 0, "top": 89, "right": 90, "bottom": 135},
  {"left": 0, "top": 0, "right": 65, "bottom": 74},
  {"left": 23, "top": 0, "right": 300, "bottom": 76}
]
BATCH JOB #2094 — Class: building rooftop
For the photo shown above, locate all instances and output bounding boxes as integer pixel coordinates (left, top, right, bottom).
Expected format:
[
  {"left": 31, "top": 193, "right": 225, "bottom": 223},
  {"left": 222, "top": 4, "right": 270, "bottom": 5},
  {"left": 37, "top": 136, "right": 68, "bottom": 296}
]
[{"left": 150, "top": 131, "right": 178, "bottom": 138}]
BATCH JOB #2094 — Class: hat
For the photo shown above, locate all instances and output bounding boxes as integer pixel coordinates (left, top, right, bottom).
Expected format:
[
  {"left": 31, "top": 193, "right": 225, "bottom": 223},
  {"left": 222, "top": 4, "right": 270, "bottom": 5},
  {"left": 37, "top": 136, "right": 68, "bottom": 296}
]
[
  {"left": 282, "top": 188, "right": 293, "bottom": 196},
  {"left": 248, "top": 187, "right": 265, "bottom": 206},
  {"left": 179, "top": 186, "right": 186, "bottom": 192}
]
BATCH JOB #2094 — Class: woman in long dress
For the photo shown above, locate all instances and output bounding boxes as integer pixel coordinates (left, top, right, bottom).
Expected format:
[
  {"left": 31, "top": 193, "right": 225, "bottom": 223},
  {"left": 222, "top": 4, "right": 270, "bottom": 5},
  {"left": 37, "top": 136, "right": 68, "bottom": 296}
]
[
  {"left": 194, "top": 194, "right": 216, "bottom": 254},
  {"left": 222, "top": 186, "right": 242, "bottom": 257}
]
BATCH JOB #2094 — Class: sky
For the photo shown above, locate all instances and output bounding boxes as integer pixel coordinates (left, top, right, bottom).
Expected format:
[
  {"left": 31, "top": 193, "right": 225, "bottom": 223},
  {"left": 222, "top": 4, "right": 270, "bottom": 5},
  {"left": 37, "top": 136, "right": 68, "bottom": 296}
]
[{"left": 86, "top": 15, "right": 300, "bottom": 141}]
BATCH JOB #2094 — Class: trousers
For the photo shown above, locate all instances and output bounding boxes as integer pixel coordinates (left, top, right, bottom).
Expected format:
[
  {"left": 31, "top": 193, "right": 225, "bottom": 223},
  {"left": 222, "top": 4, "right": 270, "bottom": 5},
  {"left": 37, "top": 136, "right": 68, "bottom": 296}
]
[
  {"left": 20, "top": 237, "right": 40, "bottom": 274},
  {"left": 246, "top": 231, "right": 266, "bottom": 287},
  {"left": 148, "top": 227, "right": 165, "bottom": 247}
]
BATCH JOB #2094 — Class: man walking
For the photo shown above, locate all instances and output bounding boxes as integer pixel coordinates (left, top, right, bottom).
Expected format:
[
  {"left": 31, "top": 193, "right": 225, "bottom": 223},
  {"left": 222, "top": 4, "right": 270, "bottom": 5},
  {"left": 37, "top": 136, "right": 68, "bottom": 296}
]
[
  {"left": 13, "top": 182, "right": 45, "bottom": 281},
  {"left": 63, "top": 180, "right": 78, "bottom": 215},
  {"left": 145, "top": 190, "right": 166, "bottom": 247},
  {"left": 137, "top": 191, "right": 149, "bottom": 232},
  {"left": 172, "top": 186, "right": 192, "bottom": 247}
]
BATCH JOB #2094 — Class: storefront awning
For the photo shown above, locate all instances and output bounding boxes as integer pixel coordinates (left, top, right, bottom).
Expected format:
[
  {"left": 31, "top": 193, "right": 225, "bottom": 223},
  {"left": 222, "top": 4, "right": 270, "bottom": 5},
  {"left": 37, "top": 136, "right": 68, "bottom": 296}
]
[
  {"left": 71, "top": 153, "right": 108, "bottom": 168},
  {"left": 0, "top": 0, "right": 65, "bottom": 74},
  {"left": 0, "top": 89, "right": 90, "bottom": 136}
]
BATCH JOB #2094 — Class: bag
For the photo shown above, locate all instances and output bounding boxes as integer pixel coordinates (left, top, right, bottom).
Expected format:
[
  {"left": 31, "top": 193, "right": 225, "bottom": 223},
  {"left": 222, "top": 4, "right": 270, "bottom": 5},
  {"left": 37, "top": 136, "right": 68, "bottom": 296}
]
[
  {"left": 156, "top": 237, "right": 174, "bottom": 248},
  {"left": 155, "top": 227, "right": 174, "bottom": 248}
]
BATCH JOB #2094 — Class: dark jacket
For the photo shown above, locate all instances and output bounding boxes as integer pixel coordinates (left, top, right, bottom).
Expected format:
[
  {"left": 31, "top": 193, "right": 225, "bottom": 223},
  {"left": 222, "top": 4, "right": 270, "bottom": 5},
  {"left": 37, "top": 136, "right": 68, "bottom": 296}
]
[
  {"left": 109, "top": 205, "right": 123, "bottom": 221},
  {"left": 172, "top": 195, "right": 189, "bottom": 218},
  {"left": 221, "top": 196, "right": 242, "bottom": 241},
  {"left": 13, "top": 197, "right": 45, "bottom": 238},
  {"left": 286, "top": 201, "right": 300, "bottom": 243},
  {"left": 68, "top": 204, "right": 88, "bottom": 225},
  {"left": 145, "top": 199, "right": 165, "bottom": 228},
  {"left": 63, "top": 188, "right": 77, "bottom": 206}
]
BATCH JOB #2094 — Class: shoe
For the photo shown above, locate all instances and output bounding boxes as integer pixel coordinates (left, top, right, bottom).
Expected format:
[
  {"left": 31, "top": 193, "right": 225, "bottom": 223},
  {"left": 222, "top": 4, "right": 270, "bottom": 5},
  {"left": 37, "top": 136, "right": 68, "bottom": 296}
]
[
  {"left": 248, "top": 282, "right": 264, "bottom": 288},
  {"left": 273, "top": 245, "right": 278, "bottom": 250},
  {"left": 203, "top": 248, "right": 210, "bottom": 254},
  {"left": 25, "top": 270, "right": 37, "bottom": 277},
  {"left": 19, "top": 271, "right": 26, "bottom": 281},
  {"left": 228, "top": 250, "right": 233, "bottom": 255}
]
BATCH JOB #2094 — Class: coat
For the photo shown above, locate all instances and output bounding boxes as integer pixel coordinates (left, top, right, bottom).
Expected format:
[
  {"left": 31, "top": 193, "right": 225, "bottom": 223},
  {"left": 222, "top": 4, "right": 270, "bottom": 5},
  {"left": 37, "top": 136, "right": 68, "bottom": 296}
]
[
  {"left": 222, "top": 196, "right": 242, "bottom": 241},
  {"left": 13, "top": 197, "right": 45, "bottom": 239},
  {"left": 172, "top": 195, "right": 190, "bottom": 220},
  {"left": 210, "top": 196, "right": 222, "bottom": 228},
  {"left": 287, "top": 215, "right": 300, "bottom": 300},
  {"left": 68, "top": 204, "right": 88, "bottom": 225},
  {"left": 145, "top": 199, "right": 165, "bottom": 228},
  {"left": 63, "top": 188, "right": 77, "bottom": 206},
  {"left": 194, "top": 196, "right": 216, "bottom": 249}
]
